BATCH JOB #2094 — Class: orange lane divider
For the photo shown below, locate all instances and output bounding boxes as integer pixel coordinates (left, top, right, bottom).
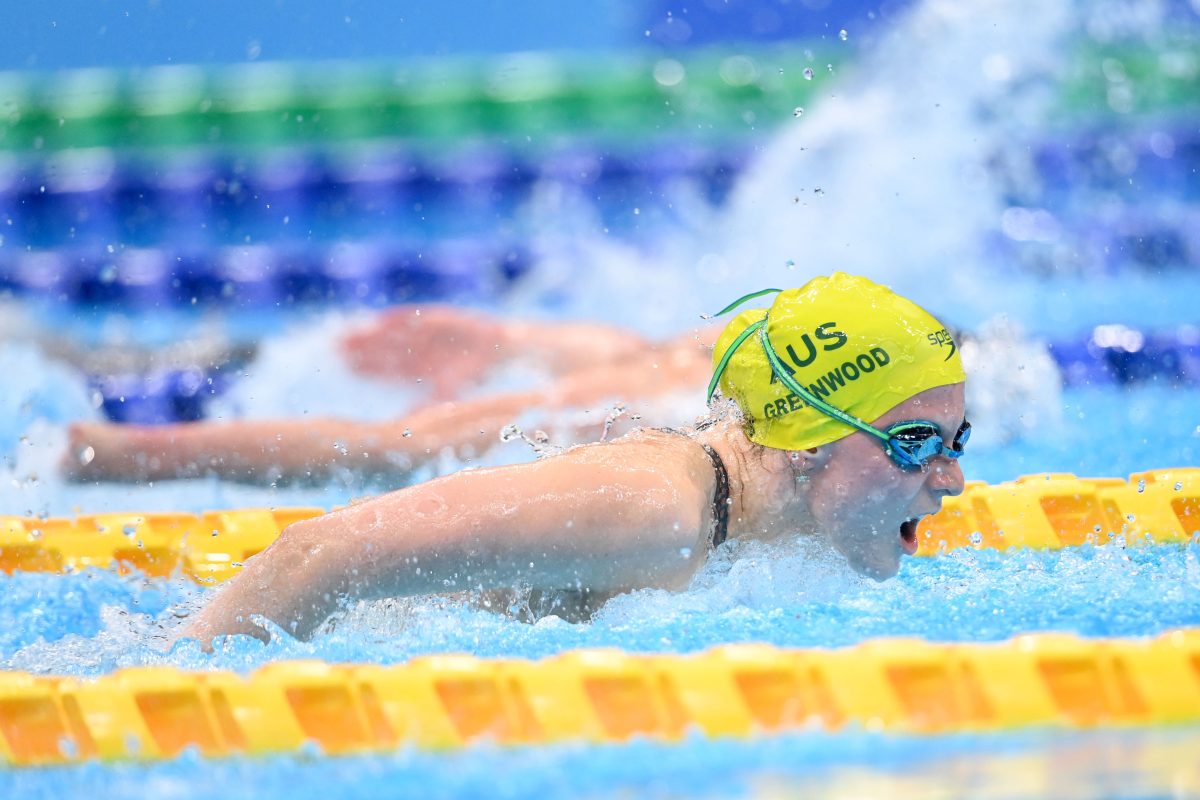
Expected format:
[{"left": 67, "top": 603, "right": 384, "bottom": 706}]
[
  {"left": 0, "top": 468, "right": 1196, "bottom": 583},
  {"left": 914, "top": 467, "right": 1200, "bottom": 554},
  {"left": 0, "top": 630, "right": 1197, "bottom": 766}
]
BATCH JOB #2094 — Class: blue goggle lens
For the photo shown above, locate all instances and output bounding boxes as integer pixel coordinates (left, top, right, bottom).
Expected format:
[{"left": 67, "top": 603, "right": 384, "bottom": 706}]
[{"left": 886, "top": 421, "right": 971, "bottom": 470}]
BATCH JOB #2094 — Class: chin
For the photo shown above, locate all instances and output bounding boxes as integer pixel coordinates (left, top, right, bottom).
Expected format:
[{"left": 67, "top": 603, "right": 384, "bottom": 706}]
[{"left": 848, "top": 551, "right": 901, "bottom": 581}]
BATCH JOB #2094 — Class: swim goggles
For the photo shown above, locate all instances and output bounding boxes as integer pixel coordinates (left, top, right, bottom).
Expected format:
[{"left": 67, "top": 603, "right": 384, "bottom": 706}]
[{"left": 707, "top": 288, "right": 970, "bottom": 471}]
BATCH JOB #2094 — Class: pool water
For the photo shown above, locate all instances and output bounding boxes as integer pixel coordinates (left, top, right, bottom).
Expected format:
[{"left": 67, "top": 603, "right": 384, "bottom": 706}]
[{"left": 2, "top": 0, "right": 1200, "bottom": 796}]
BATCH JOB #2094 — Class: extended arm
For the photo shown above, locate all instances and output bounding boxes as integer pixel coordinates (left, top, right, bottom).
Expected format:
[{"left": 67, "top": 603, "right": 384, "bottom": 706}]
[
  {"left": 339, "top": 304, "right": 651, "bottom": 394},
  {"left": 66, "top": 340, "right": 713, "bottom": 484},
  {"left": 179, "top": 440, "right": 710, "bottom": 646},
  {"left": 63, "top": 396, "right": 534, "bottom": 484}
]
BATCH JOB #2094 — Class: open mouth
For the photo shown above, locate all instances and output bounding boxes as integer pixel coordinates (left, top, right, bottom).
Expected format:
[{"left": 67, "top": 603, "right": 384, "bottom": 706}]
[{"left": 899, "top": 517, "right": 920, "bottom": 555}]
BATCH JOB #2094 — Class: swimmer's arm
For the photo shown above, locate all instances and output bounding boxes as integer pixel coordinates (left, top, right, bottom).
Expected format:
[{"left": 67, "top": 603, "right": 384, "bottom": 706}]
[
  {"left": 66, "top": 339, "right": 712, "bottom": 484},
  {"left": 340, "top": 304, "right": 652, "bottom": 388},
  {"left": 181, "top": 452, "right": 707, "bottom": 645},
  {"left": 500, "top": 319, "right": 651, "bottom": 374},
  {"left": 64, "top": 418, "right": 408, "bottom": 483},
  {"left": 64, "top": 390, "right": 541, "bottom": 483}
]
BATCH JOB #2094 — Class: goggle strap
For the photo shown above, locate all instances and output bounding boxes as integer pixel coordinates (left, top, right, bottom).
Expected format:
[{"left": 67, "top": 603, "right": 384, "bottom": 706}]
[
  {"left": 707, "top": 288, "right": 783, "bottom": 319},
  {"left": 707, "top": 317, "right": 766, "bottom": 403},
  {"left": 758, "top": 326, "right": 892, "bottom": 445}
]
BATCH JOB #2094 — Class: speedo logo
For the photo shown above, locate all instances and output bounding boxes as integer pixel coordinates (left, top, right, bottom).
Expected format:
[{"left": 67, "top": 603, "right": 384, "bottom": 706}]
[
  {"left": 928, "top": 328, "right": 957, "bottom": 361},
  {"left": 763, "top": 346, "right": 893, "bottom": 419}
]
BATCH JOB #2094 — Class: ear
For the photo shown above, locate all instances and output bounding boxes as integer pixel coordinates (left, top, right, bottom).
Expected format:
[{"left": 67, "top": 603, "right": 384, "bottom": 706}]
[{"left": 785, "top": 447, "right": 828, "bottom": 479}]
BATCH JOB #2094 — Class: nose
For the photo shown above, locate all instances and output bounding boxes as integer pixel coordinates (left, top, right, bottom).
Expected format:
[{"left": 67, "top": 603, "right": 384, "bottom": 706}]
[{"left": 927, "top": 457, "right": 966, "bottom": 498}]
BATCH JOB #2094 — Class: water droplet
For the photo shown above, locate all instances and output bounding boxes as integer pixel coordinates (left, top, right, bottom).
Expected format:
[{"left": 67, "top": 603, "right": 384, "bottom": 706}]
[
  {"left": 803, "top": 67, "right": 814, "bottom": 81},
  {"left": 402, "top": 428, "right": 412, "bottom": 438},
  {"left": 122, "top": 524, "right": 137, "bottom": 537},
  {"left": 29, "top": 528, "right": 41, "bottom": 540},
  {"left": 968, "top": 531, "right": 983, "bottom": 546},
  {"left": 1137, "top": 478, "right": 1146, "bottom": 493},
  {"left": 827, "top": 63, "right": 834, "bottom": 73},
  {"left": 78, "top": 446, "right": 95, "bottom": 466},
  {"left": 839, "top": 28, "right": 848, "bottom": 40},
  {"left": 1126, "top": 513, "right": 1136, "bottom": 522},
  {"left": 600, "top": 404, "right": 627, "bottom": 442},
  {"left": 499, "top": 424, "right": 522, "bottom": 443},
  {"left": 1175, "top": 482, "right": 1184, "bottom": 491},
  {"left": 679, "top": 547, "right": 692, "bottom": 558},
  {"left": 793, "top": 106, "right": 804, "bottom": 118},
  {"left": 99, "top": 263, "right": 117, "bottom": 283},
  {"left": 58, "top": 736, "right": 79, "bottom": 759}
]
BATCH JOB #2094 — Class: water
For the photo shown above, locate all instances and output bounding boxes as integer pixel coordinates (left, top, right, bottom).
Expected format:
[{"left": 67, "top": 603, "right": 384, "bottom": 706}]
[{"left": 2, "top": 0, "right": 1199, "bottom": 796}]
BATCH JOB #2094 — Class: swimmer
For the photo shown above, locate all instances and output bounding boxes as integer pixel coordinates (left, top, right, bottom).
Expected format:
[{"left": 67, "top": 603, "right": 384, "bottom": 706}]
[
  {"left": 180, "top": 273, "right": 969, "bottom": 647},
  {"left": 64, "top": 326, "right": 715, "bottom": 483}
]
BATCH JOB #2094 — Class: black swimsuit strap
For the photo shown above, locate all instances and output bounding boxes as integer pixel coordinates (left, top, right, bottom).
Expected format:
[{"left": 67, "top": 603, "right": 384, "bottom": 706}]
[
  {"left": 700, "top": 443, "right": 731, "bottom": 549},
  {"left": 653, "top": 427, "right": 731, "bottom": 550}
]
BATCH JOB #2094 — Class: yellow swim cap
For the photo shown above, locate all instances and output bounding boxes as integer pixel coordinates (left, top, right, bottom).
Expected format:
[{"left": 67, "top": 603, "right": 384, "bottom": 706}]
[{"left": 710, "top": 273, "right": 966, "bottom": 451}]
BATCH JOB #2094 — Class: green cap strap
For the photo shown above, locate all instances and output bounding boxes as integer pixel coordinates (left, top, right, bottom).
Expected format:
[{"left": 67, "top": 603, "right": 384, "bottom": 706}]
[
  {"left": 757, "top": 326, "right": 891, "bottom": 444},
  {"left": 707, "top": 317, "right": 766, "bottom": 402},
  {"left": 705, "top": 287, "right": 783, "bottom": 403},
  {"left": 706, "top": 288, "right": 783, "bottom": 319}
]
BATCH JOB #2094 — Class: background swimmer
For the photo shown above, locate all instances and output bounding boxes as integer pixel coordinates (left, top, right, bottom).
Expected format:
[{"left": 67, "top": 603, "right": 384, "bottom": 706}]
[
  {"left": 64, "top": 320, "right": 717, "bottom": 483},
  {"left": 179, "top": 273, "right": 970, "bottom": 647}
]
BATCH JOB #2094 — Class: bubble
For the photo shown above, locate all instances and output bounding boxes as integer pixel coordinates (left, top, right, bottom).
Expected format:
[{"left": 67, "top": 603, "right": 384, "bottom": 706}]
[
  {"left": 122, "top": 524, "right": 137, "bottom": 537},
  {"left": 58, "top": 736, "right": 79, "bottom": 759},
  {"left": 499, "top": 424, "right": 522, "bottom": 443},
  {"left": 793, "top": 107, "right": 804, "bottom": 118},
  {"left": 1175, "top": 482, "right": 1184, "bottom": 491},
  {"left": 786, "top": 259, "right": 796, "bottom": 270},
  {"left": 803, "top": 67, "right": 814, "bottom": 80},
  {"left": 78, "top": 446, "right": 95, "bottom": 466},
  {"left": 839, "top": 28, "right": 848, "bottom": 40},
  {"left": 1137, "top": 479, "right": 1146, "bottom": 493},
  {"left": 402, "top": 428, "right": 412, "bottom": 438}
]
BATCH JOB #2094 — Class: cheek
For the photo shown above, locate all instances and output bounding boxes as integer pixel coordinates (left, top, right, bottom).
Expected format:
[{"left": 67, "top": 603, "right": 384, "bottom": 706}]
[{"left": 812, "top": 452, "right": 920, "bottom": 526}]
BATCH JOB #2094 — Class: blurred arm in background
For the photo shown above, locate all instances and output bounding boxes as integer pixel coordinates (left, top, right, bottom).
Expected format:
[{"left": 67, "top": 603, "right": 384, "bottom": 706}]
[
  {"left": 339, "top": 304, "right": 654, "bottom": 398},
  {"left": 64, "top": 321, "right": 718, "bottom": 484}
]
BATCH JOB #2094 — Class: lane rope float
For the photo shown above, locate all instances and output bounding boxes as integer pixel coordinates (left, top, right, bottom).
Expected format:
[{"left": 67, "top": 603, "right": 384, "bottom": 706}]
[
  {"left": 1, "top": 469, "right": 1196, "bottom": 584},
  {"left": 0, "top": 630, "right": 1197, "bottom": 765}
]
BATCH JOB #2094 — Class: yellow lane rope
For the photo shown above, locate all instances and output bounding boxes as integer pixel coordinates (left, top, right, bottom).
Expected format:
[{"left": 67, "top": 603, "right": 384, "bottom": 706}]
[
  {"left": 1, "top": 469, "right": 1196, "bottom": 583},
  {"left": 0, "top": 631, "right": 1197, "bottom": 765}
]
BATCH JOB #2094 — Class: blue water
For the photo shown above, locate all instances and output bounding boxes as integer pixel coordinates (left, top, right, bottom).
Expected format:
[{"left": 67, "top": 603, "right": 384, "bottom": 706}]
[{"left": 2, "top": 0, "right": 1200, "bottom": 797}]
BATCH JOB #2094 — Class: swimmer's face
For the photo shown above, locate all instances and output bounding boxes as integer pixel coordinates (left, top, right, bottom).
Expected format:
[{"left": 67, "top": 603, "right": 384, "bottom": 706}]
[{"left": 804, "top": 383, "right": 967, "bottom": 580}]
